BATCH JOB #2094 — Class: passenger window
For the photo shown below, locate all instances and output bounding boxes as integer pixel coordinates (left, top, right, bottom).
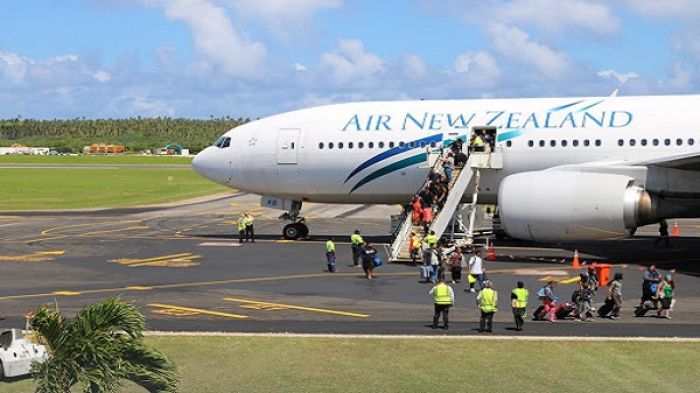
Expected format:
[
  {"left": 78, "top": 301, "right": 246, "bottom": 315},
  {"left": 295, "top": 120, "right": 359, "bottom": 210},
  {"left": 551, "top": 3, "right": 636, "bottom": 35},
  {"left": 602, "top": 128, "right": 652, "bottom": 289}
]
[
  {"left": 348, "top": 142, "right": 353, "bottom": 149},
  {"left": 420, "top": 141, "right": 426, "bottom": 148},
  {"left": 617, "top": 139, "right": 624, "bottom": 147},
  {"left": 338, "top": 142, "right": 344, "bottom": 149},
  {"left": 357, "top": 142, "right": 363, "bottom": 149},
  {"left": 506, "top": 141, "right": 512, "bottom": 147},
  {"left": 328, "top": 142, "right": 334, "bottom": 149},
  {"left": 653, "top": 139, "right": 659, "bottom": 146},
  {"left": 664, "top": 139, "right": 671, "bottom": 146},
  {"left": 528, "top": 140, "right": 534, "bottom": 147},
  {"left": 430, "top": 141, "right": 437, "bottom": 148},
  {"left": 378, "top": 142, "right": 384, "bottom": 148},
  {"left": 290, "top": 142, "right": 295, "bottom": 149},
  {"left": 676, "top": 138, "right": 683, "bottom": 146},
  {"left": 550, "top": 140, "right": 556, "bottom": 147},
  {"left": 399, "top": 141, "right": 405, "bottom": 148},
  {"left": 583, "top": 139, "right": 590, "bottom": 147},
  {"left": 389, "top": 142, "right": 395, "bottom": 148},
  {"left": 595, "top": 139, "right": 602, "bottom": 146},
  {"left": 572, "top": 140, "right": 579, "bottom": 147},
  {"left": 561, "top": 140, "right": 567, "bottom": 147},
  {"left": 629, "top": 139, "right": 636, "bottom": 147},
  {"left": 319, "top": 142, "right": 324, "bottom": 149},
  {"left": 689, "top": 138, "right": 695, "bottom": 146},
  {"left": 368, "top": 142, "right": 373, "bottom": 148},
  {"left": 641, "top": 139, "right": 648, "bottom": 146},
  {"left": 409, "top": 142, "right": 415, "bottom": 148},
  {"left": 539, "top": 140, "right": 545, "bottom": 147}
]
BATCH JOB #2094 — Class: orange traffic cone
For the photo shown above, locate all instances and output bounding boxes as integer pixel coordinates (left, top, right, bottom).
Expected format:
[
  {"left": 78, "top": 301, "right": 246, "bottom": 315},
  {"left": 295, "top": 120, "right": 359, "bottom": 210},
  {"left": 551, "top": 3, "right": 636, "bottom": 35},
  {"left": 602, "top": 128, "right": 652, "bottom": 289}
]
[
  {"left": 487, "top": 243, "right": 496, "bottom": 261},
  {"left": 572, "top": 250, "right": 580, "bottom": 269},
  {"left": 672, "top": 222, "right": 680, "bottom": 237}
]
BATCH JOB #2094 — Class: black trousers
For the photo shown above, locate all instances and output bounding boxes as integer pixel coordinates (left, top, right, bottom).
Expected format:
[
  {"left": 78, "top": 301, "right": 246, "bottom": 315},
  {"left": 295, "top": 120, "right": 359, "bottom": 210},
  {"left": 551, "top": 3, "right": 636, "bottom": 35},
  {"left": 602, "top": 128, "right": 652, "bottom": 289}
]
[
  {"left": 238, "top": 229, "right": 246, "bottom": 243},
  {"left": 245, "top": 225, "right": 255, "bottom": 242},
  {"left": 351, "top": 245, "right": 361, "bottom": 266},
  {"left": 433, "top": 304, "right": 451, "bottom": 328},
  {"left": 479, "top": 311, "right": 494, "bottom": 332}
]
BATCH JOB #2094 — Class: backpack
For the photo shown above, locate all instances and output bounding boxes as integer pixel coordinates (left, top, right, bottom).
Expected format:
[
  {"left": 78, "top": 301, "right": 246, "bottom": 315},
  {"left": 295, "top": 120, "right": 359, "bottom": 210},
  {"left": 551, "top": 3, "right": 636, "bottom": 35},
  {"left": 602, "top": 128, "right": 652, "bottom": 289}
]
[{"left": 537, "top": 286, "right": 547, "bottom": 298}]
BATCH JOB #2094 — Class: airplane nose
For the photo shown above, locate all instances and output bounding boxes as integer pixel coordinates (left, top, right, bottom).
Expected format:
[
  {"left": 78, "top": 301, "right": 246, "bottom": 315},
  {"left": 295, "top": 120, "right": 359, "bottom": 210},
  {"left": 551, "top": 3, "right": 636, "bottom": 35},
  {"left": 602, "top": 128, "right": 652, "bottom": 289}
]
[{"left": 192, "top": 148, "right": 214, "bottom": 179}]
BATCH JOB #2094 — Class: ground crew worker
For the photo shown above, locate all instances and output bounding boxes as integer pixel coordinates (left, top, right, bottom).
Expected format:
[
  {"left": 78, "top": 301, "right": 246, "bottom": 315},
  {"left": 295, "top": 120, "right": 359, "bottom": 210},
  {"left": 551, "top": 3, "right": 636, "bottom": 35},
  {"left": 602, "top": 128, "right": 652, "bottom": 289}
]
[
  {"left": 325, "top": 237, "right": 336, "bottom": 273},
  {"left": 243, "top": 211, "right": 255, "bottom": 243},
  {"left": 237, "top": 214, "right": 247, "bottom": 243},
  {"left": 477, "top": 280, "right": 497, "bottom": 332},
  {"left": 350, "top": 229, "right": 364, "bottom": 267},
  {"left": 423, "top": 230, "right": 438, "bottom": 248},
  {"left": 429, "top": 275, "right": 454, "bottom": 330},
  {"left": 511, "top": 281, "right": 529, "bottom": 331},
  {"left": 409, "top": 232, "right": 421, "bottom": 264},
  {"left": 470, "top": 132, "right": 485, "bottom": 152}
]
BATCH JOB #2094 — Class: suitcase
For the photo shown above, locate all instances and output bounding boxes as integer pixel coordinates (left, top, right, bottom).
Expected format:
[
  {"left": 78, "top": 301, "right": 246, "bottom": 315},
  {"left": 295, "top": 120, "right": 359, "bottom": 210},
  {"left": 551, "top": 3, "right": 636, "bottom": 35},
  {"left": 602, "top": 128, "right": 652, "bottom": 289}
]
[
  {"left": 597, "top": 299, "right": 614, "bottom": 317},
  {"left": 634, "top": 301, "right": 656, "bottom": 317},
  {"left": 373, "top": 256, "right": 383, "bottom": 267},
  {"left": 419, "top": 266, "right": 430, "bottom": 282}
]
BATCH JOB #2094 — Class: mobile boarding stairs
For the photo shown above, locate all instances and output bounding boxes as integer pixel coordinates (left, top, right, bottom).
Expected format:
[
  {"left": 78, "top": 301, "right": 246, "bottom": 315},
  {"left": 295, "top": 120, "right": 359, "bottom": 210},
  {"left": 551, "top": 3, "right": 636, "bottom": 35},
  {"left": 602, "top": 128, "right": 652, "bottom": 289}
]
[{"left": 388, "top": 148, "right": 503, "bottom": 262}]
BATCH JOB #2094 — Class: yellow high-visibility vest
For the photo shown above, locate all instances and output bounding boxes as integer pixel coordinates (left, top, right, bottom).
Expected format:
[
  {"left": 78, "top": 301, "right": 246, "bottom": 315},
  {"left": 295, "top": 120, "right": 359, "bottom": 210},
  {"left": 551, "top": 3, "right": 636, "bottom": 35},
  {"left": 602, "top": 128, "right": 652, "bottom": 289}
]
[
  {"left": 244, "top": 216, "right": 255, "bottom": 226},
  {"left": 424, "top": 234, "right": 438, "bottom": 246},
  {"left": 512, "top": 288, "right": 529, "bottom": 309},
  {"left": 351, "top": 233, "right": 364, "bottom": 245},
  {"left": 480, "top": 288, "right": 497, "bottom": 312},
  {"left": 237, "top": 217, "right": 246, "bottom": 231},
  {"left": 326, "top": 240, "right": 335, "bottom": 253},
  {"left": 433, "top": 283, "right": 452, "bottom": 305}
]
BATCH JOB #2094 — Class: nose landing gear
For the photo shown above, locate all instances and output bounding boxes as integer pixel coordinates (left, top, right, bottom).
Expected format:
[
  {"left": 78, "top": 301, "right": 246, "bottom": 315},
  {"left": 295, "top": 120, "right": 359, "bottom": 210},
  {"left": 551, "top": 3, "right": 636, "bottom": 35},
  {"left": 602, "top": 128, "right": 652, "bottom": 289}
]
[{"left": 280, "top": 201, "right": 309, "bottom": 240}]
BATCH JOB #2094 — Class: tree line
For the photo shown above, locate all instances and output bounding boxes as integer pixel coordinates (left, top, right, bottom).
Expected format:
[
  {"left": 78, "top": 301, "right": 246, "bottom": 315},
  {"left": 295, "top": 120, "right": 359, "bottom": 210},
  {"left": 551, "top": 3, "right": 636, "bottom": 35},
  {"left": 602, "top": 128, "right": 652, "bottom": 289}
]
[{"left": 0, "top": 117, "right": 249, "bottom": 153}]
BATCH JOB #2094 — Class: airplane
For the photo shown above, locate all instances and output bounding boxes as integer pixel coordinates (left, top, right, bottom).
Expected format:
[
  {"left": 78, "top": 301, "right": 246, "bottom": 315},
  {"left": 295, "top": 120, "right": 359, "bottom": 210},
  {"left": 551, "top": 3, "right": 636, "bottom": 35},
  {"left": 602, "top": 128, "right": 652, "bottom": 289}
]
[{"left": 192, "top": 95, "right": 700, "bottom": 242}]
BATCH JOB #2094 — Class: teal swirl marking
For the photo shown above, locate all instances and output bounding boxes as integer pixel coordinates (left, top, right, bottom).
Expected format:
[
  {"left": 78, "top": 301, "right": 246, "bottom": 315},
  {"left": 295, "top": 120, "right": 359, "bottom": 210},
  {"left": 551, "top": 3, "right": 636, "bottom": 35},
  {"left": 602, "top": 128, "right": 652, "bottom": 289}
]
[{"left": 349, "top": 153, "right": 426, "bottom": 194}]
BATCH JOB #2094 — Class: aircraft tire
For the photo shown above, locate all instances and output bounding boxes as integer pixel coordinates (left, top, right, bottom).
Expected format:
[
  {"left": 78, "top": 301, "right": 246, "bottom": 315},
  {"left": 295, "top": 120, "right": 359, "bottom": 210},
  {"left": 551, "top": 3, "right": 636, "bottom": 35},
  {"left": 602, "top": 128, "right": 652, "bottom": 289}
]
[
  {"left": 298, "top": 223, "right": 309, "bottom": 238},
  {"left": 283, "top": 224, "right": 301, "bottom": 240}
]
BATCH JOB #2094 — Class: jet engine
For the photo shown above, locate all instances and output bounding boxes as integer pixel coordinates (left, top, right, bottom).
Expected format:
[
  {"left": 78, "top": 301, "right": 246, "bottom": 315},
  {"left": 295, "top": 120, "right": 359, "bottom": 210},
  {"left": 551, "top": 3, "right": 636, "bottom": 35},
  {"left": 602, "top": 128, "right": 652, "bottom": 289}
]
[{"left": 498, "top": 171, "right": 654, "bottom": 241}]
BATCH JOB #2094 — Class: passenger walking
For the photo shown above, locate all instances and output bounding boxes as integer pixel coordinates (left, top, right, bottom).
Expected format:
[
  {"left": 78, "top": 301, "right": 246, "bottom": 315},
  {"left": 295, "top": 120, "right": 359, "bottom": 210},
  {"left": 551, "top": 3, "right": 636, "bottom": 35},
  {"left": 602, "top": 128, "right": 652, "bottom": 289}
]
[
  {"left": 325, "top": 238, "right": 336, "bottom": 273},
  {"left": 441, "top": 151, "right": 455, "bottom": 184},
  {"left": 467, "top": 250, "right": 485, "bottom": 292},
  {"left": 605, "top": 273, "right": 624, "bottom": 319},
  {"left": 411, "top": 195, "right": 422, "bottom": 225},
  {"left": 243, "top": 212, "right": 255, "bottom": 243},
  {"left": 423, "top": 230, "right": 439, "bottom": 248},
  {"left": 429, "top": 276, "right": 454, "bottom": 330},
  {"left": 409, "top": 232, "right": 421, "bottom": 264},
  {"left": 640, "top": 265, "right": 661, "bottom": 308},
  {"left": 350, "top": 229, "right": 364, "bottom": 267},
  {"left": 572, "top": 281, "right": 595, "bottom": 321},
  {"left": 657, "top": 274, "right": 675, "bottom": 319},
  {"left": 360, "top": 242, "right": 377, "bottom": 280},
  {"left": 511, "top": 281, "right": 529, "bottom": 331},
  {"left": 446, "top": 247, "right": 462, "bottom": 284},
  {"left": 237, "top": 214, "right": 247, "bottom": 243},
  {"left": 427, "top": 243, "right": 441, "bottom": 283},
  {"left": 536, "top": 281, "right": 560, "bottom": 323},
  {"left": 477, "top": 280, "right": 498, "bottom": 332}
]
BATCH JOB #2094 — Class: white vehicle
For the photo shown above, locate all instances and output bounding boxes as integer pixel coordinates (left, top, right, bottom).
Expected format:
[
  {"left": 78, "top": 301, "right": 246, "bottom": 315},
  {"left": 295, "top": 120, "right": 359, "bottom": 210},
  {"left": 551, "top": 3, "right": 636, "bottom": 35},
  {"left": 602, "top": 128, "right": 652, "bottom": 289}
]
[
  {"left": 0, "top": 329, "right": 48, "bottom": 379},
  {"left": 192, "top": 95, "right": 700, "bottom": 242}
]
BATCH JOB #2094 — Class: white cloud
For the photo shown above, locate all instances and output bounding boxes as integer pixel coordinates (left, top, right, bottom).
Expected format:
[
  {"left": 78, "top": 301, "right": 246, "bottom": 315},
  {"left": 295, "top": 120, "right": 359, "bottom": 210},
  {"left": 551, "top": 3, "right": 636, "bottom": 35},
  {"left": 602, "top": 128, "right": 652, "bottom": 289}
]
[
  {"left": 442, "top": 0, "right": 619, "bottom": 37},
  {"left": 149, "top": 0, "right": 266, "bottom": 79},
  {"left": 487, "top": 24, "right": 575, "bottom": 78},
  {"left": 597, "top": 69, "right": 639, "bottom": 85},
  {"left": 318, "top": 39, "right": 385, "bottom": 85},
  {"left": 453, "top": 51, "right": 501, "bottom": 88},
  {"left": 294, "top": 62, "right": 308, "bottom": 71},
  {"left": 0, "top": 52, "right": 31, "bottom": 85},
  {"left": 402, "top": 53, "right": 430, "bottom": 80},
  {"left": 621, "top": 0, "right": 700, "bottom": 20},
  {"left": 227, "top": 0, "right": 342, "bottom": 33}
]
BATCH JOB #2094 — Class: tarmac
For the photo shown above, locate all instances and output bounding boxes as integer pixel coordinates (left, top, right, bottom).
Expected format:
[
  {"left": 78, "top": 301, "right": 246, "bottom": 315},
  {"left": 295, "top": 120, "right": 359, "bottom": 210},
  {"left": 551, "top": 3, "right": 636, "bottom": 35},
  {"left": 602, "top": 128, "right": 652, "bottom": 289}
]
[{"left": 1, "top": 192, "right": 699, "bottom": 338}]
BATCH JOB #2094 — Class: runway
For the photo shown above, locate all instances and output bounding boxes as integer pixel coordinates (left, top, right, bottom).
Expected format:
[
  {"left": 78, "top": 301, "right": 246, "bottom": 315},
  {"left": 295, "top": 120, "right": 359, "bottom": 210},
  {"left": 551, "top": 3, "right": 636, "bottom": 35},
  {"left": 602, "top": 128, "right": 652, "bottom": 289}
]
[{"left": 1, "top": 193, "right": 699, "bottom": 337}]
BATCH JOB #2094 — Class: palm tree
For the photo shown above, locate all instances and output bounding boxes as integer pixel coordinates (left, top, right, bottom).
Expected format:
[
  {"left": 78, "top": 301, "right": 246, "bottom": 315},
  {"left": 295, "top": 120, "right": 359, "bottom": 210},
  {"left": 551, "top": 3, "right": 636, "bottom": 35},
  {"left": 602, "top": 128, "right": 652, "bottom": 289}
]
[{"left": 30, "top": 297, "right": 179, "bottom": 393}]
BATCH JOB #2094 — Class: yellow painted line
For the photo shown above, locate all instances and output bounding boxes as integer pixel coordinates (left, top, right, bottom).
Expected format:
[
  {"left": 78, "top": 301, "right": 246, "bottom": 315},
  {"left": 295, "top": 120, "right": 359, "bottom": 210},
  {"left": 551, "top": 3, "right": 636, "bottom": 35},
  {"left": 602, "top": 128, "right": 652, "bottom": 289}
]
[
  {"left": 40, "top": 219, "right": 140, "bottom": 236},
  {"left": 79, "top": 225, "right": 149, "bottom": 237},
  {"left": 148, "top": 303, "right": 248, "bottom": 319},
  {"left": 224, "top": 297, "right": 370, "bottom": 318},
  {"left": 0, "top": 250, "right": 64, "bottom": 262},
  {"left": 36, "top": 251, "right": 65, "bottom": 255},
  {"left": 560, "top": 276, "right": 582, "bottom": 285},
  {"left": 112, "top": 253, "right": 195, "bottom": 264},
  {"left": 52, "top": 291, "right": 82, "bottom": 296},
  {"left": 126, "top": 286, "right": 153, "bottom": 291}
]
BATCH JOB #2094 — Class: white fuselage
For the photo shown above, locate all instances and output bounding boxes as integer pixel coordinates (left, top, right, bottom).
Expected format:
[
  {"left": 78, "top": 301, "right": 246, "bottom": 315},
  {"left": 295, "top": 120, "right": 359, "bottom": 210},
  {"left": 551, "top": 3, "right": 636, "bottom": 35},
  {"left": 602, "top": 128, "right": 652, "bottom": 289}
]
[{"left": 192, "top": 95, "right": 699, "bottom": 205}]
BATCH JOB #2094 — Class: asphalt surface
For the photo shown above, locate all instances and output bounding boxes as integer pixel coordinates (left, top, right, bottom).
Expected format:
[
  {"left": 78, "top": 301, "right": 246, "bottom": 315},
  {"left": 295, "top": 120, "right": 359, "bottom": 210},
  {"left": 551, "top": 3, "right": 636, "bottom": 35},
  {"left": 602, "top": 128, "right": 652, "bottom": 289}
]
[{"left": 1, "top": 193, "right": 699, "bottom": 338}]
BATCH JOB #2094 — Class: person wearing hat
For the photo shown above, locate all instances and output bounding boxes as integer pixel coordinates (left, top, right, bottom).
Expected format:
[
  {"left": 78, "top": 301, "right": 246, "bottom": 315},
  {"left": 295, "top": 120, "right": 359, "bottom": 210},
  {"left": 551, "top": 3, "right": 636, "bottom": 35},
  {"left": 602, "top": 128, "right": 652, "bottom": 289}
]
[
  {"left": 657, "top": 274, "right": 675, "bottom": 319},
  {"left": 350, "top": 229, "right": 364, "bottom": 268}
]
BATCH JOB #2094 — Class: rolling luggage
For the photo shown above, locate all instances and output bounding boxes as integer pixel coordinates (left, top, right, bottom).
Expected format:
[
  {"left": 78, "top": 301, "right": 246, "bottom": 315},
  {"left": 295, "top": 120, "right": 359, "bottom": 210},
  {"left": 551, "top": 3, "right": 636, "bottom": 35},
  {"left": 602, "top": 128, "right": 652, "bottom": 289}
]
[
  {"left": 419, "top": 266, "right": 430, "bottom": 282},
  {"left": 597, "top": 299, "right": 614, "bottom": 317},
  {"left": 373, "top": 256, "right": 383, "bottom": 267}
]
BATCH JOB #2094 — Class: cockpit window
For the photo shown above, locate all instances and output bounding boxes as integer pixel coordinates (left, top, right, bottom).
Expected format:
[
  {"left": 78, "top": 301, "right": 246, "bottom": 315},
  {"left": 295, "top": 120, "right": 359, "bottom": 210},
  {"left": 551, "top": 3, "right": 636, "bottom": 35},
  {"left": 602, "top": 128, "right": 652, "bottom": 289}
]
[{"left": 213, "top": 136, "right": 231, "bottom": 148}]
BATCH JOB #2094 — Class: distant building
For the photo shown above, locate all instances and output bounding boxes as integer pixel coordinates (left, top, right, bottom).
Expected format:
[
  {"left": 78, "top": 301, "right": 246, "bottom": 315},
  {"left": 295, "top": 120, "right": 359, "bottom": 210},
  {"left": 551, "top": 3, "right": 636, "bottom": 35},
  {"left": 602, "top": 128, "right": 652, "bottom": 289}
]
[
  {"left": 156, "top": 143, "right": 189, "bottom": 156},
  {"left": 0, "top": 145, "right": 50, "bottom": 155},
  {"left": 83, "top": 144, "right": 125, "bottom": 155}
]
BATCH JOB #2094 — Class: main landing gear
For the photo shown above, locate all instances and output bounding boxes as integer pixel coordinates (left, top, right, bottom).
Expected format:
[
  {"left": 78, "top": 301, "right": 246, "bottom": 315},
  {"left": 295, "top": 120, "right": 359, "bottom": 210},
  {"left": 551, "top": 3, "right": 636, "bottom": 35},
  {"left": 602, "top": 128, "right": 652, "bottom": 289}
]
[{"left": 280, "top": 200, "right": 309, "bottom": 240}]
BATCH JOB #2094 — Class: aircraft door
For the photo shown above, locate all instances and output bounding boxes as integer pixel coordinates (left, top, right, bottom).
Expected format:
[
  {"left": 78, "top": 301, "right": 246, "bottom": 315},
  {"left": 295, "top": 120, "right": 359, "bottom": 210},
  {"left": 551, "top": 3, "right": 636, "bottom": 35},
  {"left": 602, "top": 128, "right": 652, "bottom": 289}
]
[{"left": 276, "top": 128, "right": 300, "bottom": 164}]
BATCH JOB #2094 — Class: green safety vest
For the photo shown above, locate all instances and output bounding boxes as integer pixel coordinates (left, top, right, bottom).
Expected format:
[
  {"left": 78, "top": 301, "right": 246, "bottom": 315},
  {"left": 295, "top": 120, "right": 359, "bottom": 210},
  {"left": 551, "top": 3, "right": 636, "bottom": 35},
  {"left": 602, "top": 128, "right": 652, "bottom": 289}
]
[
  {"left": 472, "top": 136, "right": 484, "bottom": 147},
  {"left": 244, "top": 216, "right": 255, "bottom": 226},
  {"left": 424, "top": 235, "right": 438, "bottom": 246},
  {"left": 512, "top": 288, "right": 529, "bottom": 309},
  {"left": 351, "top": 233, "right": 363, "bottom": 245},
  {"left": 480, "top": 288, "right": 497, "bottom": 312},
  {"left": 433, "top": 283, "right": 452, "bottom": 305},
  {"left": 326, "top": 240, "right": 335, "bottom": 253},
  {"left": 237, "top": 217, "right": 246, "bottom": 231}
]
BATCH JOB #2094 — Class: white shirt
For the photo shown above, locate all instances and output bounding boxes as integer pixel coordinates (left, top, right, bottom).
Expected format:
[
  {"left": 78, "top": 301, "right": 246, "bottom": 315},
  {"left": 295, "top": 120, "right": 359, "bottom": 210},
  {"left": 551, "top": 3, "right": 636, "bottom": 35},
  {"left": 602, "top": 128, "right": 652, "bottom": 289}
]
[{"left": 468, "top": 255, "right": 483, "bottom": 275}]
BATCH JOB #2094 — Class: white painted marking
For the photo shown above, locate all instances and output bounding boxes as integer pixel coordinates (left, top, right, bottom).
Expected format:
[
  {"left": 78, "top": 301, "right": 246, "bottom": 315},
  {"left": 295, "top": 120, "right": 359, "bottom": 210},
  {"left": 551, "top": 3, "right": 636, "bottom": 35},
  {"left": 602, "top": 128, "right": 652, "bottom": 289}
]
[{"left": 198, "top": 242, "right": 242, "bottom": 247}]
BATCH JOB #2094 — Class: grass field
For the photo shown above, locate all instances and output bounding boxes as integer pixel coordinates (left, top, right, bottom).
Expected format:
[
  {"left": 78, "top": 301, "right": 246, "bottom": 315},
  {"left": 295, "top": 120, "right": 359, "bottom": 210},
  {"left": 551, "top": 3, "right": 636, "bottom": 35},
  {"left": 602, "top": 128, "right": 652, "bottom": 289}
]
[
  {"left": 0, "top": 155, "right": 193, "bottom": 165},
  {"left": 0, "top": 168, "right": 227, "bottom": 210},
  {"left": 0, "top": 336, "right": 697, "bottom": 393}
]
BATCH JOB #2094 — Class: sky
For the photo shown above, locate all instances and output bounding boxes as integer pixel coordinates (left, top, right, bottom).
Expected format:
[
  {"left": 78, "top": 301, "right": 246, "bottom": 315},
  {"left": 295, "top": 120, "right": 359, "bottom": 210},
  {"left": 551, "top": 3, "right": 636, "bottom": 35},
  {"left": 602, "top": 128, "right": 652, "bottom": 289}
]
[{"left": 1, "top": 0, "right": 700, "bottom": 119}]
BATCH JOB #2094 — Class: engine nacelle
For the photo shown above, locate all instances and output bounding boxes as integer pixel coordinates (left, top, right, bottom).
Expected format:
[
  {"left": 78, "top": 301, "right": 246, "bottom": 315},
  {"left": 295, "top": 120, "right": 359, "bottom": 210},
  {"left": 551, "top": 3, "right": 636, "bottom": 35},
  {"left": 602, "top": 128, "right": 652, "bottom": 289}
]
[{"left": 498, "top": 171, "right": 653, "bottom": 242}]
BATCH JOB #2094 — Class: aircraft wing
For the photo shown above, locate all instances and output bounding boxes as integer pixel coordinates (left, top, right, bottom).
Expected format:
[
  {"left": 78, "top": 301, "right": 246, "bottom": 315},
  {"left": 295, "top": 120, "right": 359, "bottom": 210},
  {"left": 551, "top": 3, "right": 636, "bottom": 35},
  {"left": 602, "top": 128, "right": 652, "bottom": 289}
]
[{"left": 632, "top": 151, "right": 700, "bottom": 171}]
